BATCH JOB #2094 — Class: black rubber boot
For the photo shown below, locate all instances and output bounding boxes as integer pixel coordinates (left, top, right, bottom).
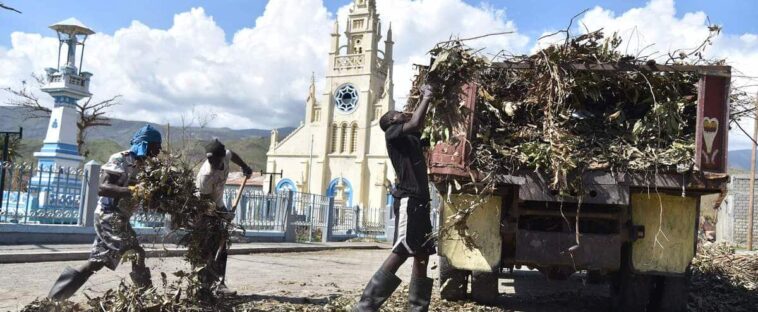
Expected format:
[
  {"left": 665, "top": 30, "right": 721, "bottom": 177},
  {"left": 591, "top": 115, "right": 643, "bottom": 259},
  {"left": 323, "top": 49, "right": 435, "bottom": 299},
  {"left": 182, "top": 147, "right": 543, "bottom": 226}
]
[
  {"left": 48, "top": 267, "right": 94, "bottom": 300},
  {"left": 353, "top": 269, "right": 402, "bottom": 312},
  {"left": 129, "top": 266, "right": 153, "bottom": 289},
  {"left": 408, "top": 276, "right": 434, "bottom": 312},
  {"left": 216, "top": 282, "right": 237, "bottom": 296},
  {"left": 213, "top": 247, "right": 236, "bottom": 296}
]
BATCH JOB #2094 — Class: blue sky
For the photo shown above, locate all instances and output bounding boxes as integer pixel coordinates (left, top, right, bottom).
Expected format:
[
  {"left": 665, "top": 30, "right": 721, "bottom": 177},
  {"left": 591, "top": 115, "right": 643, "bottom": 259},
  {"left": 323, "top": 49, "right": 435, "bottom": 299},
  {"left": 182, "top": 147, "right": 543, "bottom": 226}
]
[{"left": 2, "top": 0, "right": 756, "bottom": 48}]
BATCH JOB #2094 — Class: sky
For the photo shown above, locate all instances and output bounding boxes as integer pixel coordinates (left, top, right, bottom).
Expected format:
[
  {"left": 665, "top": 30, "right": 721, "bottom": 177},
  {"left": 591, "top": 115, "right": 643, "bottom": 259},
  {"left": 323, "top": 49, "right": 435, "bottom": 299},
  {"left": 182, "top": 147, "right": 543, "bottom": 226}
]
[{"left": 0, "top": 0, "right": 757, "bottom": 149}]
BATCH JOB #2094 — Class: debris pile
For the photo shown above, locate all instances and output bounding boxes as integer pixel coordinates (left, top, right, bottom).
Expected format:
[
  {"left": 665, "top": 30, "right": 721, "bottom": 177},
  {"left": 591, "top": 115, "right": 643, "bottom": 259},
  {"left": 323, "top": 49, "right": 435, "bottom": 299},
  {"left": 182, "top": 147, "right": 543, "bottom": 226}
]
[
  {"left": 688, "top": 243, "right": 758, "bottom": 311},
  {"left": 20, "top": 154, "right": 238, "bottom": 311},
  {"left": 123, "top": 154, "right": 231, "bottom": 272},
  {"left": 410, "top": 30, "right": 727, "bottom": 192}
]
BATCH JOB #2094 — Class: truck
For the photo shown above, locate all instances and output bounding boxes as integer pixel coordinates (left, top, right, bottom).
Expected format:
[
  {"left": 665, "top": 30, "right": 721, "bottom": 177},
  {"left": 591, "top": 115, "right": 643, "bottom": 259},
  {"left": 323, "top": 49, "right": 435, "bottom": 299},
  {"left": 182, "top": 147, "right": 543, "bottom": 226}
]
[{"left": 429, "top": 63, "right": 731, "bottom": 312}]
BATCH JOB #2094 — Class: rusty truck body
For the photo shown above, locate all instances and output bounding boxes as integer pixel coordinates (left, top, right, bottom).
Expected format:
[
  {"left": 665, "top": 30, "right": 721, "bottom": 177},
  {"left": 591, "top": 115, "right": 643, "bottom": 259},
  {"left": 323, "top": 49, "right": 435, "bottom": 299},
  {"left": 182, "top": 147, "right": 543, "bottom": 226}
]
[{"left": 429, "top": 63, "right": 731, "bottom": 312}]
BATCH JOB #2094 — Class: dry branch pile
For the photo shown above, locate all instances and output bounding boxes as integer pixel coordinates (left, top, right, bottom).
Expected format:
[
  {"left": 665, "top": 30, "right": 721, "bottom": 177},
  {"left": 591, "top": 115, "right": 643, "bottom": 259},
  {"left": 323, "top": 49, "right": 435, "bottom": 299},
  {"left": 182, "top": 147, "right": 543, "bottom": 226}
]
[
  {"left": 122, "top": 154, "right": 231, "bottom": 271},
  {"left": 21, "top": 154, "right": 238, "bottom": 311},
  {"left": 688, "top": 243, "right": 758, "bottom": 311},
  {"left": 410, "top": 30, "right": 727, "bottom": 192}
]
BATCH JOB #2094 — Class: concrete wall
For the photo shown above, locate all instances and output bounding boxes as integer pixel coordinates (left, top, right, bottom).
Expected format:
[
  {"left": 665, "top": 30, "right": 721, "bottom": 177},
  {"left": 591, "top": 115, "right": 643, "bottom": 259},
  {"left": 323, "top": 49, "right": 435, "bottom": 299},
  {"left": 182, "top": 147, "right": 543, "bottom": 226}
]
[{"left": 717, "top": 175, "right": 758, "bottom": 246}]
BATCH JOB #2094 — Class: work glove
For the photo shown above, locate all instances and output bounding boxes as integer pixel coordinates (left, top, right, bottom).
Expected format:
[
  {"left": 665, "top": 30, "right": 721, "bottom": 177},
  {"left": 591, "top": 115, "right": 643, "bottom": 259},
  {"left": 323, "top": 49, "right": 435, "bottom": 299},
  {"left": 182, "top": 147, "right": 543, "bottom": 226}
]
[
  {"left": 242, "top": 165, "right": 253, "bottom": 178},
  {"left": 128, "top": 185, "right": 147, "bottom": 199},
  {"left": 420, "top": 84, "right": 433, "bottom": 99}
]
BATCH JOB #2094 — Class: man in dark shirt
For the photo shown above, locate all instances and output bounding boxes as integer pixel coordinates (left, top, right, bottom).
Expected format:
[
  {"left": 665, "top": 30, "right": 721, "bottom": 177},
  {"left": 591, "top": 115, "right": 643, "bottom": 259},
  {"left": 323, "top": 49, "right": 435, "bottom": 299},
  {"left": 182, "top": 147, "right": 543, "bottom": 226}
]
[{"left": 354, "top": 85, "right": 435, "bottom": 312}]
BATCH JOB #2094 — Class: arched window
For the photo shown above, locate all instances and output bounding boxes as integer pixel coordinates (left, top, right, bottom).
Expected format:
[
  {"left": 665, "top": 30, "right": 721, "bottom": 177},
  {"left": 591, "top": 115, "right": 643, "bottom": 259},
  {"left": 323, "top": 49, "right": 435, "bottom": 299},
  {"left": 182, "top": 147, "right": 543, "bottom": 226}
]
[
  {"left": 330, "top": 124, "right": 338, "bottom": 153},
  {"left": 350, "top": 123, "right": 358, "bottom": 153},
  {"left": 340, "top": 123, "right": 348, "bottom": 153}
]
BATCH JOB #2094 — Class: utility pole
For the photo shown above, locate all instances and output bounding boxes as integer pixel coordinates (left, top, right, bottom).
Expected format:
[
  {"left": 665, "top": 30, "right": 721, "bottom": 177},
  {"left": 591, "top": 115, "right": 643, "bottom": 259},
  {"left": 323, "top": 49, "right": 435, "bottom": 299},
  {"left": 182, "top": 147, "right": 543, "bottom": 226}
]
[
  {"left": 749, "top": 93, "right": 757, "bottom": 251},
  {"left": 0, "top": 127, "right": 23, "bottom": 211}
]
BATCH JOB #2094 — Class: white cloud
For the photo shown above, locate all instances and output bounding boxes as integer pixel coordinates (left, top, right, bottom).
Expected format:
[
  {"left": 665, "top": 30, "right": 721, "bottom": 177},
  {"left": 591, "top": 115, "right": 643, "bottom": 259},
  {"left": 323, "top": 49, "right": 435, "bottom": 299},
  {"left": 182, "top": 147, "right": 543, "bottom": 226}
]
[
  {"left": 0, "top": 1, "right": 333, "bottom": 129},
  {"left": 577, "top": 0, "right": 758, "bottom": 150},
  {"left": 0, "top": 0, "right": 528, "bottom": 130}
]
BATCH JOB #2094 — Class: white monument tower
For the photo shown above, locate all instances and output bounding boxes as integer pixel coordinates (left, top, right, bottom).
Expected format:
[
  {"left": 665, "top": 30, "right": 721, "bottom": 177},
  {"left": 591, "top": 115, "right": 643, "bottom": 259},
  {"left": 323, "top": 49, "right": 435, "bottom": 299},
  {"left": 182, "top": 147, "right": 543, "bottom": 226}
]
[{"left": 33, "top": 18, "right": 94, "bottom": 169}]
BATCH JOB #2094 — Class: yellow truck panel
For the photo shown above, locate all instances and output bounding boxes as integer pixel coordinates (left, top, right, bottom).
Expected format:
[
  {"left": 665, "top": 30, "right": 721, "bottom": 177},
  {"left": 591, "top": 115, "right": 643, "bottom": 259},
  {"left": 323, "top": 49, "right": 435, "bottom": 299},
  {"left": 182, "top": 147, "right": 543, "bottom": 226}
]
[
  {"left": 439, "top": 194, "right": 502, "bottom": 272},
  {"left": 631, "top": 193, "right": 698, "bottom": 274}
]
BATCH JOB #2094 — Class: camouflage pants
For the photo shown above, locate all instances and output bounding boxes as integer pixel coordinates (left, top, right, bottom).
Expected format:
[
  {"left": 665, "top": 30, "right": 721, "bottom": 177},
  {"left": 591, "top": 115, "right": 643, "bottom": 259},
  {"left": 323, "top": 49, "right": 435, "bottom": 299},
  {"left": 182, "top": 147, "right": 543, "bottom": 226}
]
[{"left": 89, "top": 208, "right": 143, "bottom": 270}]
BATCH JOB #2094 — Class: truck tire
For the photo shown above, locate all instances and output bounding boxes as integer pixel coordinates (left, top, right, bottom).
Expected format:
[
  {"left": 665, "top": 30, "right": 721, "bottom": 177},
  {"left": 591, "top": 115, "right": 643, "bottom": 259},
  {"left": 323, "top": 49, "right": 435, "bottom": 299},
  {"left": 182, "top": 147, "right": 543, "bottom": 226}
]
[
  {"left": 470, "top": 271, "right": 498, "bottom": 305},
  {"left": 438, "top": 255, "right": 467, "bottom": 301},
  {"left": 649, "top": 274, "right": 689, "bottom": 312},
  {"left": 610, "top": 245, "right": 653, "bottom": 312}
]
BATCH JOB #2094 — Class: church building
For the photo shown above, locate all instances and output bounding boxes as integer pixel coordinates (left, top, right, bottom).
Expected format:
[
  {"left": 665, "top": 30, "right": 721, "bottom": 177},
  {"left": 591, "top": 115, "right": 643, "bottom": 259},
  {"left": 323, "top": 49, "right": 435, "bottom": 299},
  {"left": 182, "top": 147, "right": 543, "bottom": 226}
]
[{"left": 265, "top": 0, "right": 395, "bottom": 223}]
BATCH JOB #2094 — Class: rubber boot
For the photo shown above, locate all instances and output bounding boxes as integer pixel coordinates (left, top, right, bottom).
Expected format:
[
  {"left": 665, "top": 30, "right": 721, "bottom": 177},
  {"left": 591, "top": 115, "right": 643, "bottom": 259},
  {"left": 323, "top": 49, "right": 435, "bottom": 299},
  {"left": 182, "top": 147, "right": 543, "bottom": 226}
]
[
  {"left": 214, "top": 246, "right": 236, "bottom": 296},
  {"left": 129, "top": 266, "right": 153, "bottom": 289},
  {"left": 408, "top": 276, "right": 434, "bottom": 312},
  {"left": 353, "top": 269, "right": 402, "bottom": 312},
  {"left": 48, "top": 267, "right": 94, "bottom": 300}
]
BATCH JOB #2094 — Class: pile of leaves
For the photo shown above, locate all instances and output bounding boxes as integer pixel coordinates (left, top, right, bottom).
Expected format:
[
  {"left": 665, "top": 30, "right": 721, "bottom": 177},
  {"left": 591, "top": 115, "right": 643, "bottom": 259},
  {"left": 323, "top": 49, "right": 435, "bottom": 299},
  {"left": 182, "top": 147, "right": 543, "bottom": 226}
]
[
  {"left": 410, "top": 30, "right": 722, "bottom": 192},
  {"left": 688, "top": 243, "right": 758, "bottom": 311}
]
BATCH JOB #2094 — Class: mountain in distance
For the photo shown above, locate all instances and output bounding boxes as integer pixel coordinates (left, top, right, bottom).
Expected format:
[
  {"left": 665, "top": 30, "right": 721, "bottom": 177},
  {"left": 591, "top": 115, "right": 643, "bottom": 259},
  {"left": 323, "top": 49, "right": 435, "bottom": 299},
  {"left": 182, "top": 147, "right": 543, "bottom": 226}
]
[
  {"left": 1, "top": 106, "right": 294, "bottom": 169},
  {"left": 0, "top": 106, "right": 293, "bottom": 146}
]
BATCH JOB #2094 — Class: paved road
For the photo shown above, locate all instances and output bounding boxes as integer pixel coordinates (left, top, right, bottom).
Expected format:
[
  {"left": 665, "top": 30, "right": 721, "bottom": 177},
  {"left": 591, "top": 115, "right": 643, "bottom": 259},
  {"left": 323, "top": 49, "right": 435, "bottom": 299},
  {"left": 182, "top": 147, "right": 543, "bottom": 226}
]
[{"left": 0, "top": 249, "right": 608, "bottom": 311}]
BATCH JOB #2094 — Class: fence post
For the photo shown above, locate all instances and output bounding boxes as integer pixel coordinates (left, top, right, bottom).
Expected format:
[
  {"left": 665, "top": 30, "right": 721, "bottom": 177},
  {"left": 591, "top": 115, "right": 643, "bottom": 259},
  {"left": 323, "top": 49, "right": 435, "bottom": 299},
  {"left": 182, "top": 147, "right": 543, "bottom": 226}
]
[
  {"left": 355, "top": 205, "right": 361, "bottom": 235},
  {"left": 79, "top": 160, "right": 100, "bottom": 227},
  {"left": 322, "top": 197, "right": 334, "bottom": 242},
  {"left": 284, "top": 191, "right": 297, "bottom": 242}
]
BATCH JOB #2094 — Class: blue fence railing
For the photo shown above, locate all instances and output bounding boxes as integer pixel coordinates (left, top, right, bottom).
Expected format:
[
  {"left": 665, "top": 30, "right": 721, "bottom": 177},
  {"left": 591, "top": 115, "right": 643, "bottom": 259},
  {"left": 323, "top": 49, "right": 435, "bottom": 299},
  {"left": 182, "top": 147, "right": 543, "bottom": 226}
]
[
  {"left": 0, "top": 162, "right": 84, "bottom": 225},
  {"left": 0, "top": 160, "right": 400, "bottom": 241}
]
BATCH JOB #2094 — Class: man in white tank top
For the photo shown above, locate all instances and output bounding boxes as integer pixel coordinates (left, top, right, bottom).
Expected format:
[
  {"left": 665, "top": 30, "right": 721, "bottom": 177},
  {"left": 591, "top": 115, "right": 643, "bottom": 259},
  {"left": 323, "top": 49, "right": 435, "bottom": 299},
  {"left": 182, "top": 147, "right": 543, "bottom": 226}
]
[{"left": 195, "top": 138, "right": 253, "bottom": 295}]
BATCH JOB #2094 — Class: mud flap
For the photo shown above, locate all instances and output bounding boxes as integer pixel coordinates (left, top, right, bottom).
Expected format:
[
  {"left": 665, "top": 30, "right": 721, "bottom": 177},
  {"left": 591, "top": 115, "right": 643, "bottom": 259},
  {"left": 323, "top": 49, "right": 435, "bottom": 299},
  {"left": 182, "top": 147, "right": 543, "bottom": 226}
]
[
  {"left": 631, "top": 193, "right": 698, "bottom": 274},
  {"left": 438, "top": 194, "right": 502, "bottom": 272}
]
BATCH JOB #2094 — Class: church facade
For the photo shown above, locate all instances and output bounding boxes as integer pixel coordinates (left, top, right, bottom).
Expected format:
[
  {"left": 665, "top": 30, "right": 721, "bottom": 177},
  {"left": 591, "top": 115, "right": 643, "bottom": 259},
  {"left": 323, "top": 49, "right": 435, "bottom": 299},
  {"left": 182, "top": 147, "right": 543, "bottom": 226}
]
[{"left": 265, "top": 0, "right": 396, "bottom": 225}]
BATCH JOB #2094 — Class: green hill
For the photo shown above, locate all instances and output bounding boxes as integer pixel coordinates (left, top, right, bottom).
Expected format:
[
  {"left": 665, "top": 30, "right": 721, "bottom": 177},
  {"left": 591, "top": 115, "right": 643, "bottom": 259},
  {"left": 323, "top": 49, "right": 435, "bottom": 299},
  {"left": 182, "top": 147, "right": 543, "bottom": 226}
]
[{"left": 1, "top": 105, "right": 291, "bottom": 170}]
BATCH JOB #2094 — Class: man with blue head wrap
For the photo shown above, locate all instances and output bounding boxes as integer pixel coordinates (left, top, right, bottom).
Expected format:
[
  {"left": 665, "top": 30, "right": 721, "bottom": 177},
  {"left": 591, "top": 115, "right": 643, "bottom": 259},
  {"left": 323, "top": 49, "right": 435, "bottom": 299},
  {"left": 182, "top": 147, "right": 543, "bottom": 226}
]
[
  {"left": 129, "top": 124, "right": 163, "bottom": 158},
  {"left": 48, "top": 125, "right": 163, "bottom": 300}
]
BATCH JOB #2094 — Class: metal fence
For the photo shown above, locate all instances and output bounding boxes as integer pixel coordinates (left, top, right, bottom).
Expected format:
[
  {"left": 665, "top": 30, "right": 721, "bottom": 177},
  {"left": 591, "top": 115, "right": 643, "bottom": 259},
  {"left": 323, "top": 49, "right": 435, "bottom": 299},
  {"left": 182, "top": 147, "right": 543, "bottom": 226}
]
[
  {"left": 0, "top": 159, "right": 400, "bottom": 242},
  {"left": 224, "top": 189, "right": 289, "bottom": 232},
  {"left": 0, "top": 162, "right": 84, "bottom": 224}
]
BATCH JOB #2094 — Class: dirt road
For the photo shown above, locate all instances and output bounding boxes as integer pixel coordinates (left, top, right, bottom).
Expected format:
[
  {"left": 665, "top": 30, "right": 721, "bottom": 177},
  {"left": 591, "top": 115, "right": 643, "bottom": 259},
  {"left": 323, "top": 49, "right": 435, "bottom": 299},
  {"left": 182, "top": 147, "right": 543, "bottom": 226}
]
[{"left": 0, "top": 249, "right": 608, "bottom": 311}]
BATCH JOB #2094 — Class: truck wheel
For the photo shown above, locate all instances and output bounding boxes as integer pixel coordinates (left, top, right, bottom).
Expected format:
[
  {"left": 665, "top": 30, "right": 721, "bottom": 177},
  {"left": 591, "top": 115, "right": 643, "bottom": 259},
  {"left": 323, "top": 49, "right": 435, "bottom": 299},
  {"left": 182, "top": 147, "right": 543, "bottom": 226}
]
[
  {"left": 586, "top": 270, "right": 604, "bottom": 284},
  {"left": 610, "top": 245, "right": 653, "bottom": 312},
  {"left": 649, "top": 274, "right": 689, "bottom": 312},
  {"left": 471, "top": 271, "right": 498, "bottom": 305},
  {"left": 438, "top": 255, "right": 468, "bottom": 301}
]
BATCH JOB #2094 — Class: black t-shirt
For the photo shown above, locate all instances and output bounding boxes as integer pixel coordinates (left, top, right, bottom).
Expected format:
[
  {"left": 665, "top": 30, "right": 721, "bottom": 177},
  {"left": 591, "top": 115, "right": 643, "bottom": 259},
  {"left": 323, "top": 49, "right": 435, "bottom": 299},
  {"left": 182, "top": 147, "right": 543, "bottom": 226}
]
[{"left": 385, "top": 123, "right": 430, "bottom": 200}]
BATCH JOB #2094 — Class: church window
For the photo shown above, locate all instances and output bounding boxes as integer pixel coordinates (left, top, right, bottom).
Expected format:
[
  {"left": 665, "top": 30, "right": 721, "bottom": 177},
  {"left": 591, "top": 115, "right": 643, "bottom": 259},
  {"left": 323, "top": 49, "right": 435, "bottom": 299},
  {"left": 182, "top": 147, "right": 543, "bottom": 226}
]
[
  {"left": 350, "top": 123, "right": 358, "bottom": 153},
  {"left": 312, "top": 108, "right": 321, "bottom": 122},
  {"left": 334, "top": 83, "right": 359, "bottom": 114},
  {"left": 340, "top": 123, "right": 348, "bottom": 153},
  {"left": 330, "top": 124, "right": 338, "bottom": 153},
  {"left": 351, "top": 36, "right": 363, "bottom": 54},
  {"left": 352, "top": 19, "right": 364, "bottom": 30}
]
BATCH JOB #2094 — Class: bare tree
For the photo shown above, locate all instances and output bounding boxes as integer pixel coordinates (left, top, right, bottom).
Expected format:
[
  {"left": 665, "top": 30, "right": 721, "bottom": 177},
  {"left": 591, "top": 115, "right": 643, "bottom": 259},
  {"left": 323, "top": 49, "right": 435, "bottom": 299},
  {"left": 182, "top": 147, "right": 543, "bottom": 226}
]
[{"left": 2, "top": 73, "right": 121, "bottom": 158}]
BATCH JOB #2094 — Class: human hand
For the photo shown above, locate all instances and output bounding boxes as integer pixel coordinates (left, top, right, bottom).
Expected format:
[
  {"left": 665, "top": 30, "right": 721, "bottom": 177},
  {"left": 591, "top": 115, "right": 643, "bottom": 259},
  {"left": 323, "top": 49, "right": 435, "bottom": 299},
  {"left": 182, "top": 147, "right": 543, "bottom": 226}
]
[
  {"left": 420, "top": 84, "right": 433, "bottom": 99},
  {"left": 128, "top": 185, "right": 144, "bottom": 197},
  {"left": 242, "top": 165, "right": 253, "bottom": 178}
]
